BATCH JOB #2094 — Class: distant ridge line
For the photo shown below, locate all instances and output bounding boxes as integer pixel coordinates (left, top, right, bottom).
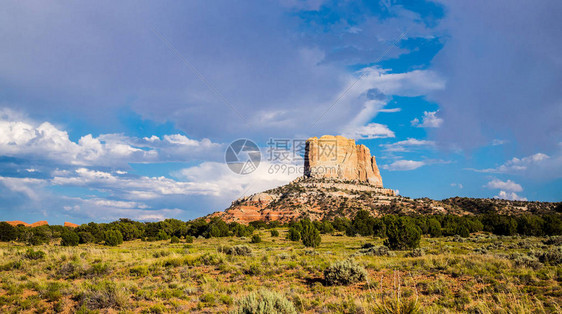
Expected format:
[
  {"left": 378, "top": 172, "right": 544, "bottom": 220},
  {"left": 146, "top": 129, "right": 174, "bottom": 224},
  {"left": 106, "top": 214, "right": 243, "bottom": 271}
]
[{"left": 2, "top": 221, "right": 78, "bottom": 228}]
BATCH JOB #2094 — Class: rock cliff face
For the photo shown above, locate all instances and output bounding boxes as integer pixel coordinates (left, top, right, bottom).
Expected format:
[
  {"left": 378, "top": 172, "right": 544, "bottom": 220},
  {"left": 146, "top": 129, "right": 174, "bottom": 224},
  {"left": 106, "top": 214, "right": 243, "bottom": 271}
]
[
  {"left": 208, "top": 135, "right": 393, "bottom": 224},
  {"left": 304, "top": 135, "right": 383, "bottom": 187}
]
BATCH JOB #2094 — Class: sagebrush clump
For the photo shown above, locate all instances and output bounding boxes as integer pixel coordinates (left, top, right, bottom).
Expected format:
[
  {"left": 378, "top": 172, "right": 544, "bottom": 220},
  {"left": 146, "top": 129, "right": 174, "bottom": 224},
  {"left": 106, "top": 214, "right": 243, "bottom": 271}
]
[
  {"left": 218, "top": 245, "right": 253, "bottom": 256},
  {"left": 359, "top": 245, "right": 390, "bottom": 256},
  {"left": 232, "top": 289, "right": 296, "bottom": 314},
  {"left": 324, "top": 259, "right": 367, "bottom": 286}
]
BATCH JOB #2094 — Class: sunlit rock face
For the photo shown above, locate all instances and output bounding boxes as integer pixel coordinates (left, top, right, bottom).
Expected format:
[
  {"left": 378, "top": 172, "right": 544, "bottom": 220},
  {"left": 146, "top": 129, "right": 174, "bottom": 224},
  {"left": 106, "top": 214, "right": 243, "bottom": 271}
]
[{"left": 304, "top": 135, "right": 383, "bottom": 187}]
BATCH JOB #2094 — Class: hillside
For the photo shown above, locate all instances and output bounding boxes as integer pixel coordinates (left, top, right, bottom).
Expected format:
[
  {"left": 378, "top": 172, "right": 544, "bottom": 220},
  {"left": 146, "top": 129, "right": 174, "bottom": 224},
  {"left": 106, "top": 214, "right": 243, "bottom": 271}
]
[{"left": 209, "top": 177, "right": 560, "bottom": 224}]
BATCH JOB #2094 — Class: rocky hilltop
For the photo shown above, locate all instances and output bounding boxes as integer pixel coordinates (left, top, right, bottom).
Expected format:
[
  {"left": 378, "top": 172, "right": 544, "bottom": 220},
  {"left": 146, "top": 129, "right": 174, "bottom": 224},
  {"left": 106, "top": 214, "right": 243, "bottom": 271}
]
[
  {"left": 208, "top": 135, "right": 560, "bottom": 224},
  {"left": 210, "top": 135, "right": 398, "bottom": 223},
  {"left": 305, "top": 135, "right": 383, "bottom": 187}
]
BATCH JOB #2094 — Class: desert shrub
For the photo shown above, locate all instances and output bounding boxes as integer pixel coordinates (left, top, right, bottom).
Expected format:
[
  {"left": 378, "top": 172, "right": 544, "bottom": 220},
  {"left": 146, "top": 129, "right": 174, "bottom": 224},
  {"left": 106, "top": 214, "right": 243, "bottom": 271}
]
[
  {"left": 170, "top": 236, "right": 180, "bottom": 243},
  {"left": 304, "top": 249, "right": 319, "bottom": 256},
  {"left": 104, "top": 230, "right": 123, "bottom": 246},
  {"left": 87, "top": 262, "right": 112, "bottom": 277},
  {"left": 24, "top": 248, "right": 45, "bottom": 260},
  {"left": 198, "top": 253, "right": 224, "bottom": 266},
  {"left": 78, "top": 231, "right": 96, "bottom": 244},
  {"left": 129, "top": 265, "right": 149, "bottom": 277},
  {"left": 250, "top": 234, "right": 262, "bottom": 243},
  {"left": 0, "top": 222, "right": 17, "bottom": 242},
  {"left": 287, "top": 228, "right": 300, "bottom": 241},
  {"left": 156, "top": 230, "right": 169, "bottom": 241},
  {"left": 185, "top": 235, "right": 194, "bottom": 243},
  {"left": 39, "top": 282, "right": 65, "bottom": 302},
  {"left": 510, "top": 253, "right": 542, "bottom": 269},
  {"left": 301, "top": 222, "right": 321, "bottom": 248},
  {"left": 361, "top": 243, "right": 375, "bottom": 249},
  {"left": 359, "top": 245, "right": 390, "bottom": 256},
  {"left": 384, "top": 217, "right": 421, "bottom": 250},
  {"left": 232, "top": 289, "right": 297, "bottom": 314},
  {"left": 27, "top": 226, "right": 51, "bottom": 245},
  {"left": 244, "top": 263, "right": 262, "bottom": 276},
  {"left": 59, "top": 262, "right": 84, "bottom": 279},
  {"left": 270, "top": 230, "right": 279, "bottom": 237},
  {"left": 374, "top": 296, "right": 421, "bottom": 314},
  {"left": 0, "top": 260, "right": 22, "bottom": 271},
  {"left": 536, "top": 247, "right": 562, "bottom": 266},
  {"left": 427, "top": 218, "right": 442, "bottom": 237},
  {"left": 61, "top": 230, "right": 80, "bottom": 246},
  {"left": 219, "top": 245, "right": 253, "bottom": 256},
  {"left": 324, "top": 259, "right": 367, "bottom": 286},
  {"left": 544, "top": 236, "right": 562, "bottom": 246},
  {"left": 78, "top": 281, "right": 128, "bottom": 310},
  {"left": 405, "top": 248, "right": 425, "bottom": 258},
  {"left": 455, "top": 225, "right": 470, "bottom": 238}
]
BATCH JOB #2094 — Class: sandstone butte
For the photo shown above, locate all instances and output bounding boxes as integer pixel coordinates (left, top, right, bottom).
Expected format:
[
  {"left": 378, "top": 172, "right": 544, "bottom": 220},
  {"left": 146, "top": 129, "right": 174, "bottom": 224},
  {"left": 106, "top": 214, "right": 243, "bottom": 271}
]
[
  {"left": 3, "top": 221, "right": 81, "bottom": 228},
  {"left": 209, "top": 135, "right": 395, "bottom": 224},
  {"left": 64, "top": 222, "right": 79, "bottom": 228},
  {"left": 4, "top": 220, "right": 49, "bottom": 227},
  {"left": 305, "top": 135, "right": 383, "bottom": 187}
]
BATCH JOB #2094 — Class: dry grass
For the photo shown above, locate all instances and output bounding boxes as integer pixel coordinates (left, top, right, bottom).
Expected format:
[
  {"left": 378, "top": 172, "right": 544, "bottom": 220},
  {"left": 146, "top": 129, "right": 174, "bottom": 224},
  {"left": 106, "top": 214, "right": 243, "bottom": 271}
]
[{"left": 0, "top": 231, "right": 560, "bottom": 312}]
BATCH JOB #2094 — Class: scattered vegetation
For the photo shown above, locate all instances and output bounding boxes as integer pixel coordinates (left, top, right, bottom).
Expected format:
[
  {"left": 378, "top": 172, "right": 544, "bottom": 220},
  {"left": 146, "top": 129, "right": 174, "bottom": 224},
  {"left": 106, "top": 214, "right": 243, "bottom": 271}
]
[
  {"left": 232, "top": 289, "right": 296, "bottom": 314},
  {"left": 0, "top": 209, "right": 561, "bottom": 312},
  {"left": 324, "top": 259, "right": 367, "bottom": 286}
]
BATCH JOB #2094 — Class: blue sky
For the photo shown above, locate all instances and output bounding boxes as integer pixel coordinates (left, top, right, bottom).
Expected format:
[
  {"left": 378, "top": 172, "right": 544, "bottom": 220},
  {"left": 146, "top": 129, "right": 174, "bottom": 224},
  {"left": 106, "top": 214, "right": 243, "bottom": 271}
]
[{"left": 0, "top": 0, "right": 560, "bottom": 224}]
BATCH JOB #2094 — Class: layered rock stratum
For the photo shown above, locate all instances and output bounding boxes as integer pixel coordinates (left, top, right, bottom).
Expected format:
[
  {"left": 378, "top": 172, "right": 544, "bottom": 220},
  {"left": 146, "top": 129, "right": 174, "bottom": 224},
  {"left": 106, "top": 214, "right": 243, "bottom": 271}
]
[{"left": 305, "top": 135, "right": 383, "bottom": 187}]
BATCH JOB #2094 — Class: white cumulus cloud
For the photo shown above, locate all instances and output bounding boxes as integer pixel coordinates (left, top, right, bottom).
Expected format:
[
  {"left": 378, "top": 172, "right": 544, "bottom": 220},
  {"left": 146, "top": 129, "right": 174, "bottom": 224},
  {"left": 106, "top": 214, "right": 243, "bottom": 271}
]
[
  {"left": 382, "top": 160, "right": 425, "bottom": 171},
  {"left": 411, "top": 111, "right": 443, "bottom": 128},
  {"left": 341, "top": 123, "right": 395, "bottom": 140},
  {"left": 484, "top": 179, "right": 523, "bottom": 192},
  {"left": 494, "top": 191, "right": 527, "bottom": 201},
  {"left": 0, "top": 110, "right": 221, "bottom": 167},
  {"left": 381, "top": 138, "right": 435, "bottom": 152}
]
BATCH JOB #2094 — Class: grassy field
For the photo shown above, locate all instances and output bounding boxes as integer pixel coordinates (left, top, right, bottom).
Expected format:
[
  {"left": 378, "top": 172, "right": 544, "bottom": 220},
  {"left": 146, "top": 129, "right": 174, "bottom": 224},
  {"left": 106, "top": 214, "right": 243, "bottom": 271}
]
[{"left": 0, "top": 230, "right": 560, "bottom": 313}]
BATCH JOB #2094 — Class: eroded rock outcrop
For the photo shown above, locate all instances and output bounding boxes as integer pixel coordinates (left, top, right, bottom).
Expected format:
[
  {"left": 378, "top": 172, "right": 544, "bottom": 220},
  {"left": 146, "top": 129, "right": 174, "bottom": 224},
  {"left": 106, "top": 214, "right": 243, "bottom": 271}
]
[
  {"left": 304, "top": 135, "right": 383, "bottom": 187},
  {"left": 209, "top": 135, "right": 394, "bottom": 223}
]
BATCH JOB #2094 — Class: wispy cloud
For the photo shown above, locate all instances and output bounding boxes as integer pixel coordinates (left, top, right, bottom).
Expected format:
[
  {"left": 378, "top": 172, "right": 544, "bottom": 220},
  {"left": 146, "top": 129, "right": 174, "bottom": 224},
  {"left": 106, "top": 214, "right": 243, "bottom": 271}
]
[
  {"left": 341, "top": 123, "right": 395, "bottom": 140},
  {"left": 382, "top": 160, "right": 425, "bottom": 171},
  {"left": 474, "top": 153, "right": 550, "bottom": 174},
  {"left": 380, "top": 138, "right": 435, "bottom": 152}
]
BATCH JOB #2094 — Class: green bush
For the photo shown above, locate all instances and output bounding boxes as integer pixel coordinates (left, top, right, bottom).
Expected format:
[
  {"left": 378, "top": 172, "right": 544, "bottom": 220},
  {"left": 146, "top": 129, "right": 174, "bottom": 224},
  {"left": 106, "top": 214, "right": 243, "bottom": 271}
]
[
  {"left": 170, "top": 236, "right": 180, "bottom": 243},
  {"left": 536, "top": 247, "right": 562, "bottom": 266},
  {"left": 287, "top": 228, "right": 300, "bottom": 241},
  {"left": 104, "top": 230, "right": 123, "bottom": 246},
  {"left": 384, "top": 218, "right": 421, "bottom": 250},
  {"left": 324, "top": 259, "right": 367, "bottom": 286},
  {"left": 61, "top": 230, "right": 80, "bottom": 246},
  {"left": 359, "top": 245, "right": 390, "bottom": 256},
  {"left": 185, "top": 235, "right": 194, "bottom": 243},
  {"left": 405, "top": 248, "right": 425, "bottom": 257},
  {"left": 270, "top": 230, "right": 279, "bottom": 237},
  {"left": 78, "top": 231, "right": 96, "bottom": 244},
  {"left": 232, "top": 289, "right": 297, "bottom": 314},
  {"left": 301, "top": 223, "right": 321, "bottom": 248},
  {"left": 78, "top": 281, "right": 128, "bottom": 310},
  {"left": 250, "top": 234, "right": 262, "bottom": 243},
  {"left": 24, "top": 248, "right": 46, "bottom": 260},
  {"left": 0, "top": 222, "right": 17, "bottom": 242},
  {"left": 218, "top": 245, "right": 253, "bottom": 256},
  {"left": 427, "top": 218, "right": 442, "bottom": 237}
]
